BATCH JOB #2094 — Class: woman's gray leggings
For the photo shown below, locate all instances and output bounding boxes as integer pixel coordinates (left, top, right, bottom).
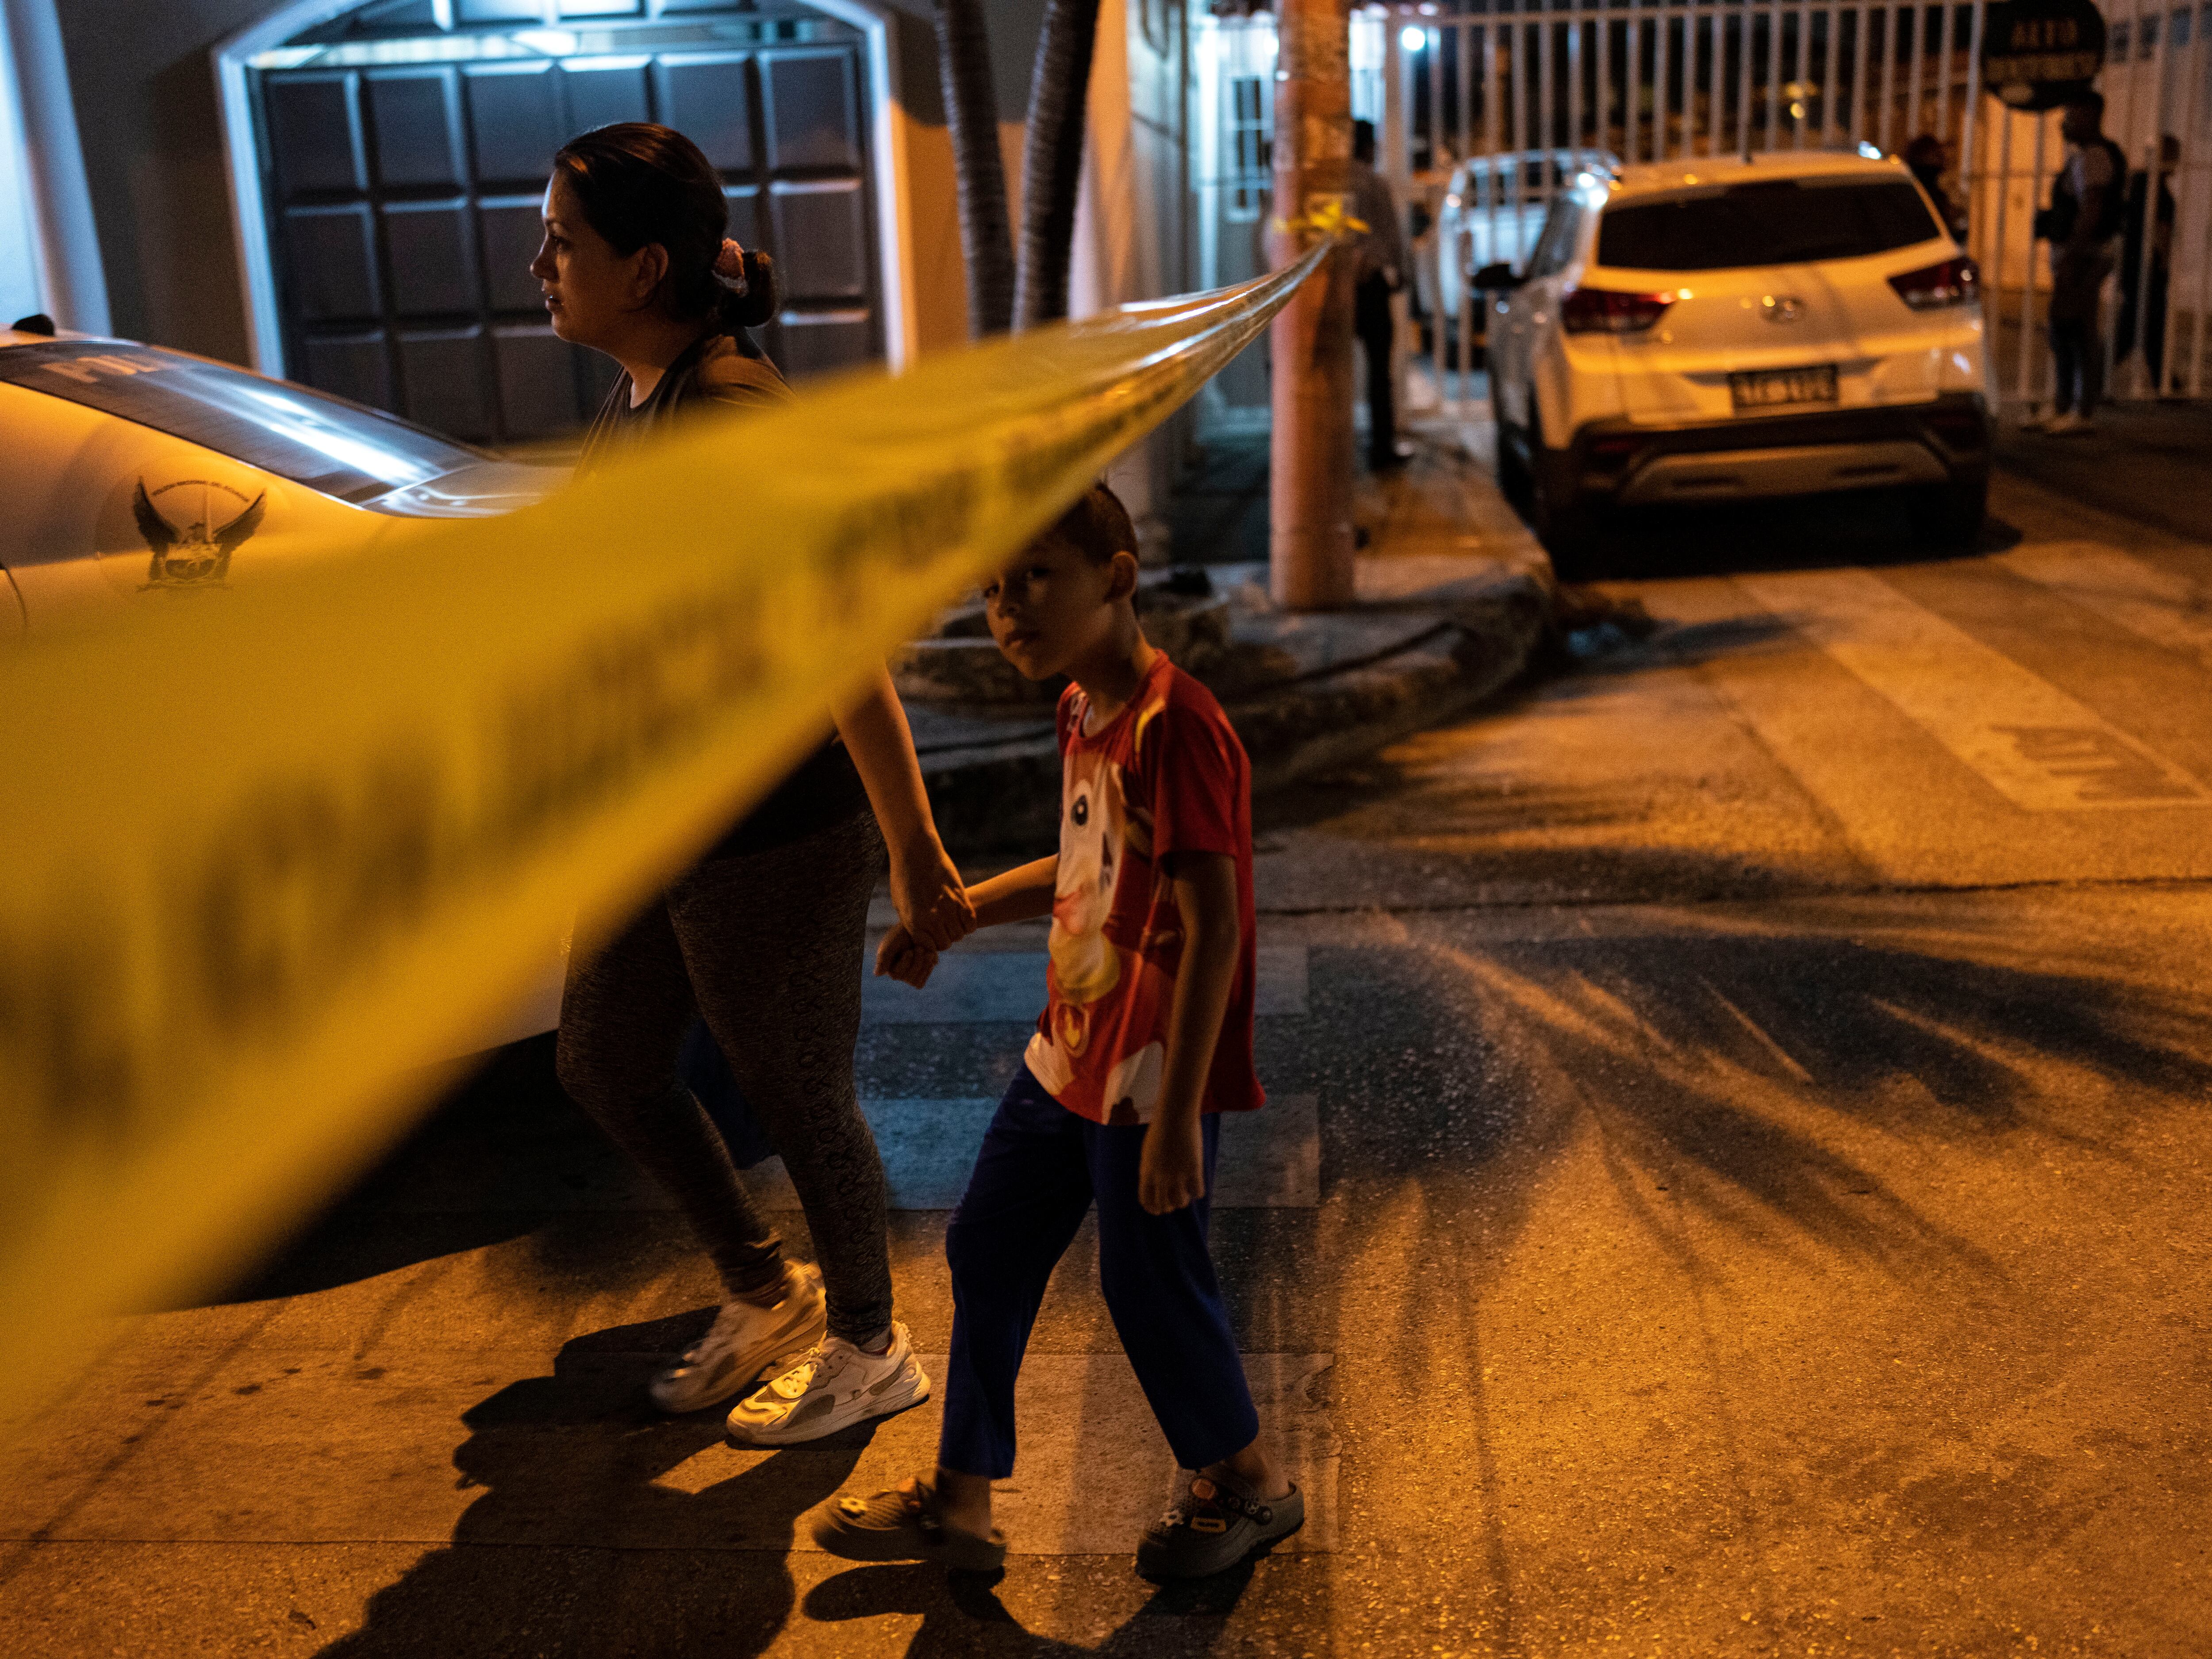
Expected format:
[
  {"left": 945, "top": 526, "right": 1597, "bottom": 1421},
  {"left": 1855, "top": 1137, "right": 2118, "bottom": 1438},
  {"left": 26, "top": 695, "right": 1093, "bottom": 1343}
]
[{"left": 554, "top": 809, "right": 893, "bottom": 1344}]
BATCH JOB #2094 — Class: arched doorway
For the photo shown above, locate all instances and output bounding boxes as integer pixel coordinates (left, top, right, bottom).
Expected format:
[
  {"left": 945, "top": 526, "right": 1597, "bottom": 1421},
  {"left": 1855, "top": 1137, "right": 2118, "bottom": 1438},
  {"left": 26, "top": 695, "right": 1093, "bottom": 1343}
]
[{"left": 215, "top": 0, "right": 904, "bottom": 445}]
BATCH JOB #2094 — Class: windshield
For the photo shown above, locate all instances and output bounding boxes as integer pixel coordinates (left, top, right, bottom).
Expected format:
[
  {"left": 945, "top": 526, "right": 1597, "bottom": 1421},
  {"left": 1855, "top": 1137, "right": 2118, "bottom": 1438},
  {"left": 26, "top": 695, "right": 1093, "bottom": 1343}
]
[
  {"left": 1597, "top": 178, "right": 1941, "bottom": 272},
  {"left": 0, "top": 342, "right": 485, "bottom": 502}
]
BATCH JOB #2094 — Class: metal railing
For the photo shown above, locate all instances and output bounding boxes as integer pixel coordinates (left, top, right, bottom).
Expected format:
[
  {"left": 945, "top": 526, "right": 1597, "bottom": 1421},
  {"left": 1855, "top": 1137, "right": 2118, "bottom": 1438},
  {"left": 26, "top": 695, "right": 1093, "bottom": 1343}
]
[{"left": 1378, "top": 0, "right": 2212, "bottom": 411}]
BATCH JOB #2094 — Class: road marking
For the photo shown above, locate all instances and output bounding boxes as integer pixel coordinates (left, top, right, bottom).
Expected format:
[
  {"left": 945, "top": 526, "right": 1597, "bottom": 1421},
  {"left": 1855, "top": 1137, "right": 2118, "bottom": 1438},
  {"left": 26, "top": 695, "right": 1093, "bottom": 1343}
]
[
  {"left": 862, "top": 945, "right": 1310, "bottom": 1023},
  {"left": 656, "top": 1351, "right": 1340, "bottom": 1555},
  {"left": 749, "top": 1093, "right": 1321, "bottom": 1209},
  {"left": 1735, "top": 568, "right": 2210, "bottom": 810},
  {"left": 1999, "top": 541, "right": 2212, "bottom": 671}
]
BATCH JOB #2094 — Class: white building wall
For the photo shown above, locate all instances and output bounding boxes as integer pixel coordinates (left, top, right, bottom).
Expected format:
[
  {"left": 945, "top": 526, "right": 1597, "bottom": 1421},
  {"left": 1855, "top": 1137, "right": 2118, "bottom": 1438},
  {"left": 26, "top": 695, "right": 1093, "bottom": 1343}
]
[{"left": 0, "top": 0, "right": 108, "bottom": 332}]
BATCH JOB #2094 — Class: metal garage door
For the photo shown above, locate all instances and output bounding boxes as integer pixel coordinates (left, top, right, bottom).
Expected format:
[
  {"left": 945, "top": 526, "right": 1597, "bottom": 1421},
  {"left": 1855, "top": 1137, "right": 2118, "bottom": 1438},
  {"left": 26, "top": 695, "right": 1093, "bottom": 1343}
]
[{"left": 248, "top": 2, "right": 882, "bottom": 445}]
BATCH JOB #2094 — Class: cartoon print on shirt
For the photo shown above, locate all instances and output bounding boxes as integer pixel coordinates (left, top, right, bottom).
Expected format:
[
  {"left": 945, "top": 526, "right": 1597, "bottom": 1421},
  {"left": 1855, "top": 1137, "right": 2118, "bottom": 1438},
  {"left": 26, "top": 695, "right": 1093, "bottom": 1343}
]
[
  {"left": 1049, "top": 748, "right": 1125, "bottom": 1012},
  {"left": 1027, "top": 699, "right": 1172, "bottom": 1124}
]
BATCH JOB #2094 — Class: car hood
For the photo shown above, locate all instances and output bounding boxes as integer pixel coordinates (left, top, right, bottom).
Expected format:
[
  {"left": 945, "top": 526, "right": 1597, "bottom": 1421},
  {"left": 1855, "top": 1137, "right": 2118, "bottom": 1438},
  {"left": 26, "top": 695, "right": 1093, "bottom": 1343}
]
[{"left": 363, "top": 458, "right": 569, "bottom": 518}]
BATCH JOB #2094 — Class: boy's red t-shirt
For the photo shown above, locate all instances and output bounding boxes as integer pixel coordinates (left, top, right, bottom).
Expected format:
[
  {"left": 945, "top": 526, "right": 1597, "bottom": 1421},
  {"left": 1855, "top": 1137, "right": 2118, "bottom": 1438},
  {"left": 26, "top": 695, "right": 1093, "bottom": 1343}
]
[{"left": 1024, "top": 650, "right": 1266, "bottom": 1125}]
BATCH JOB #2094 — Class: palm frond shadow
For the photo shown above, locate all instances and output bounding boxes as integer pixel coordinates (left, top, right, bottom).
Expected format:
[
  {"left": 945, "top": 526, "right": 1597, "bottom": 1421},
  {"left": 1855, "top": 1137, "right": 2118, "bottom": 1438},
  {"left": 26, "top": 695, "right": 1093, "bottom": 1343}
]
[{"left": 1317, "top": 914, "right": 2212, "bottom": 1285}]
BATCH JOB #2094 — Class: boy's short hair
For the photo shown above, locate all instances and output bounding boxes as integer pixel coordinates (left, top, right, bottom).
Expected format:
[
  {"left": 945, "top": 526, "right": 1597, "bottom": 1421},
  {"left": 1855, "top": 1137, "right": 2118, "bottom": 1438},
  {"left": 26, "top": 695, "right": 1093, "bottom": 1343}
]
[{"left": 1044, "top": 481, "right": 1139, "bottom": 567}]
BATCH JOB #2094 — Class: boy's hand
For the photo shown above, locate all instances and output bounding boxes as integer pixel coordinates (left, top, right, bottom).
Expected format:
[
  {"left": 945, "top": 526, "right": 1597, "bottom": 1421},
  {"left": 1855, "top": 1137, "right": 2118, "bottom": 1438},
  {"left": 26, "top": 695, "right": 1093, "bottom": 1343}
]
[
  {"left": 891, "top": 838, "right": 975, "bottom": 952},
  {"left": 874, "top": 922, "right": 940, "bottom": 988},
  {"left": 1137, "top": 1113, "right": 1207, "bottom": 1215}
]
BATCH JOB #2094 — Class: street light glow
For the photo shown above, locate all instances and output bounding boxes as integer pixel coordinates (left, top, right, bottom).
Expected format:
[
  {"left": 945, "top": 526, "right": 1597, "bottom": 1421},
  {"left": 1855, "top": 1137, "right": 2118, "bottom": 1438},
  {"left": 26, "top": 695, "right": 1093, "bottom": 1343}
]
[{"left": 1402, "top": 24, "right": 1428, "bottom": 51}]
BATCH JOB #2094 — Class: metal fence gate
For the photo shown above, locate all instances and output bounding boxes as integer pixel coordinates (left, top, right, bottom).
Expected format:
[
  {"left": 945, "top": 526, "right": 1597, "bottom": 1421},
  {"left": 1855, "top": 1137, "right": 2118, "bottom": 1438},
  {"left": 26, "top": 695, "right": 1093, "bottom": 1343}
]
[{"left": 1378, "top": 0, "right": 2212, "bottom": 412}]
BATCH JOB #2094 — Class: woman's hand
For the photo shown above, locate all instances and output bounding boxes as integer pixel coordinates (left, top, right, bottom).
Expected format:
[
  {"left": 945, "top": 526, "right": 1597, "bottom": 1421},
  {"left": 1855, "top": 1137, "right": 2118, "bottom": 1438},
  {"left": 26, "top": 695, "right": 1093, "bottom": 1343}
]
[
  {"left": 1137, "top": 1113, "right": 1207, "bottom": 1215},
  {"left": 874, "top": 921, "right": 940, "bottom": 988},
  {"left": 889, "top": 835, "right": 975, "bottom": 952}
]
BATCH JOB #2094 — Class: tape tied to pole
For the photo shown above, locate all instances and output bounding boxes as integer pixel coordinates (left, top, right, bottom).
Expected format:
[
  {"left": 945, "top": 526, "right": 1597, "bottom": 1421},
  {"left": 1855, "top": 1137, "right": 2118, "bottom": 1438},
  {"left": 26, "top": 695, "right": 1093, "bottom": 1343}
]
[
  {"left": 1275, "top": 195, "right": 1370, "bottom": 240},
  {"left": 0, "top": 240, "right": 1329, "bottom": 1421}
]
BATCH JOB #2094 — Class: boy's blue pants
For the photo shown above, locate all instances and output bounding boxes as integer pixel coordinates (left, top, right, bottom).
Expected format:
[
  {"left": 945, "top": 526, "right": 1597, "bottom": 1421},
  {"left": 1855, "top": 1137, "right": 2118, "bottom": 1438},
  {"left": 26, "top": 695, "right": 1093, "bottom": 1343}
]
[{"left": 937, "top": 1064, "right": 1261, "bottom": 1480}]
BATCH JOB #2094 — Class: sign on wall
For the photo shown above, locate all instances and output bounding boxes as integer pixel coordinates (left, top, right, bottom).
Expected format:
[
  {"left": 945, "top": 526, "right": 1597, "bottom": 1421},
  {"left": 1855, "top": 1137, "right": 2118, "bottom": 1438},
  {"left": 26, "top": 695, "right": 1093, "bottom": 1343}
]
[{"left": 1983, "top": 0, "right": 2108, "bottom": 112}]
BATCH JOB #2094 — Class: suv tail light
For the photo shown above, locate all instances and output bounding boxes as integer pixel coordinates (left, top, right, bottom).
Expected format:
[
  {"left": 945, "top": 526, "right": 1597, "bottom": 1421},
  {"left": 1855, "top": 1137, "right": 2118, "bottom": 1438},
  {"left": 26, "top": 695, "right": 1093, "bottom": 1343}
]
[
  {"left": 1889, "top": 256, "right": 1980, "bottom": 310},
  {"left": 1560, "top": 287, "right": 1674, "bottom": 334}
]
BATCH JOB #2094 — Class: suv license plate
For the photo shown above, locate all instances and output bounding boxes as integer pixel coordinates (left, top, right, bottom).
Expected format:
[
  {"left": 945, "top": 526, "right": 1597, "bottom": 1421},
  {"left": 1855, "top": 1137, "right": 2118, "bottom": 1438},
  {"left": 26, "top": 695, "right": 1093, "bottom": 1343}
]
[{"left": 1730, "top": 365, "right": 1839, "bottom": 411}]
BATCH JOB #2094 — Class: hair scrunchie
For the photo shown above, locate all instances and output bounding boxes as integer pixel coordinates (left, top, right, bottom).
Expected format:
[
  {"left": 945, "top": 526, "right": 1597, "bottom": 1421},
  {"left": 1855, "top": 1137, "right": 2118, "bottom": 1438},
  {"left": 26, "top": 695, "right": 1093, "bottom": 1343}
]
[{"left": 713, "top": 237, "right": 749, "bottom": 297}]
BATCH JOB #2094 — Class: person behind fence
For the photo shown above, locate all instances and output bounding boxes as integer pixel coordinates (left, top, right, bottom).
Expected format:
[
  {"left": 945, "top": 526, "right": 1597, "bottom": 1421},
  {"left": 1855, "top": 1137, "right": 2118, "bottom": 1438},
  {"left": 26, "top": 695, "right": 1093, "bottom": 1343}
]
[
  {"left": 1904, "top": 134, "right": 1966, "bottom": 242},
  {"left": 1350, "top": 118, "right": 1411, "bottom": 472},
  {"left": 808, "top": 483, "right": 1304, "bottom": 1579},
  {"left": 534, "top": 122, "right": 974, "bottom": 1444},
  {"left": 2028, "top": 92, "right": 2128, "bottom": 435},
  {"left": 2117, "top": 134, "right": 2180, "bottom": 394}
]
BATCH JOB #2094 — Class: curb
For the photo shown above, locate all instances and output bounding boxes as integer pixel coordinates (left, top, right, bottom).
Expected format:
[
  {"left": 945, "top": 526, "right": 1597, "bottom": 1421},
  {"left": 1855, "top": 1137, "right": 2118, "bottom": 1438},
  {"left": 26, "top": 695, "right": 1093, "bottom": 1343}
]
[{"left": 918, "top": 559, "right": 1556, "bottom": 855}]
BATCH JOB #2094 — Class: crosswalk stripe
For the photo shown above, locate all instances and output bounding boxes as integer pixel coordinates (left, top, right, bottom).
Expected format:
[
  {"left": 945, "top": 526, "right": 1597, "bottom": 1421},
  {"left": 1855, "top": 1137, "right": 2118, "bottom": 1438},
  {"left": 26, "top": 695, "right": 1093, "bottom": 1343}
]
[
  {"left": 1735, "top": 568, "right": 2210, "bottom": 810},
  {"left": 749, "top": 1093, "right": 1321, "bottom": 1209},
  {"left": 862, "top": 945, "right": 1310, "bottom": 1024},
  {"left": 1999, "top": 541, "right": 2212, "bottom": 672},
  {"left": 648, "top": 1352, "right": 1340, "bottom": 1555}
]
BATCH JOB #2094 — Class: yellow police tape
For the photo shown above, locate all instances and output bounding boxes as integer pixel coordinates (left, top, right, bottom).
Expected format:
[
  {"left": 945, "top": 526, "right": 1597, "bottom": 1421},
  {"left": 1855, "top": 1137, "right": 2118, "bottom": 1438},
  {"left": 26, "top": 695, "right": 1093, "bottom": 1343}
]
[{"left": 0, "top": 241, "right": 1328, "bottom": 1419}]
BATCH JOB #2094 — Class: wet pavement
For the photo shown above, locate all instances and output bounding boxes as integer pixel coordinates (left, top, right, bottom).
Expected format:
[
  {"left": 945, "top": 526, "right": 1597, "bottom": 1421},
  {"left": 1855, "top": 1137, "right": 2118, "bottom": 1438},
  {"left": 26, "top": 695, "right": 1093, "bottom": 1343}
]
[{"left": 4, "top": 436, "right": 2211, "bottom": 1655}]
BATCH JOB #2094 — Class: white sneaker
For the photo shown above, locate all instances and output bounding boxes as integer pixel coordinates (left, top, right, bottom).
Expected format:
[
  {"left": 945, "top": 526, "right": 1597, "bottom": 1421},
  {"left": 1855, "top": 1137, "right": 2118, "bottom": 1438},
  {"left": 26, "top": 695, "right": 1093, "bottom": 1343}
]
[
  {"left": 725, "top": 1321, "right": 930, "bottom": 1445},
  {"left": 2045, "top": 410, "right": 2096, "bottom": 436},
  {"left": 648, "top": 1261, "right": 826, "bottom": 1414},
  {"left": 2017, "top": 410, "right": 2052, "bottom": 432}
]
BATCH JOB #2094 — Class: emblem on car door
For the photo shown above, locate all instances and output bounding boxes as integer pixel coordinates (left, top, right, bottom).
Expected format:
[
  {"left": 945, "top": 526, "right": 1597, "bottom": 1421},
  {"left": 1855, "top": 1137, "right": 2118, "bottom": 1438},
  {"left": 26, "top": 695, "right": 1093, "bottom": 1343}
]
[
  {"left": 1761, "top": 295, "right": 1805, "bottom": 324},
  {"left": 132, "top": 477, "right": 265, "bottom": 590}
]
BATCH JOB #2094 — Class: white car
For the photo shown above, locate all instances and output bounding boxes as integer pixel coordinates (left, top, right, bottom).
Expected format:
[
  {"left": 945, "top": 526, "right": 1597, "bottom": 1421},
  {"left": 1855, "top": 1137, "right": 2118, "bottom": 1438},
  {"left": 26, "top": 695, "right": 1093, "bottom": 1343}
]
[
  {"left": 1434, "top": 149, "right": 1619, "bottom": 327},
  {"left": 1477, "top": 151, "right": 1995, "bottom": 576},
  {"left": 0, "top": 322, "right": 570, "bottom": 1047},
  {"left": 0, "top": 324, "right": 560, "bottom": 636}
]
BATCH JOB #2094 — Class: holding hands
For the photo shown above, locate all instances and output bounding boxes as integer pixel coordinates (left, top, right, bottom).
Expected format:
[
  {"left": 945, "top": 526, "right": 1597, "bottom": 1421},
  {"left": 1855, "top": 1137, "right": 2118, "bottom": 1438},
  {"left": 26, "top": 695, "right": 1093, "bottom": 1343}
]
[
  {"left": 833, "top": 664, "right": 973, "bottom": 991},
  {"left": 890, "top": 833, "right": 974, "bottom": 952},
  {"left": 875, "top": 921, "right": 940, "bottom": 988},
  {"left": 877, "top": 834, "right": 969, "bottom": 989}
]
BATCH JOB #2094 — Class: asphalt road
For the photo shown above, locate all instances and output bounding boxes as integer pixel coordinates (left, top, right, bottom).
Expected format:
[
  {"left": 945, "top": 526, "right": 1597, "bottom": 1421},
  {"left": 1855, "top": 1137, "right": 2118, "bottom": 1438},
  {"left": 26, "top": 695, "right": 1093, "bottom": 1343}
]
[{"left": 4, "top": 454, "right": 2208, "bottom": 1657}]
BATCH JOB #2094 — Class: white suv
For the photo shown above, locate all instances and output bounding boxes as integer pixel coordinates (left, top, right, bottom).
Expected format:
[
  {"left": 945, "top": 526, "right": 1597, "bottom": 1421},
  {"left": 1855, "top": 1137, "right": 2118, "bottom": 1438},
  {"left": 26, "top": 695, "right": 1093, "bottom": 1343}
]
[{"left": 1478, "top": 152, "right": 1994, "bottom": 576}]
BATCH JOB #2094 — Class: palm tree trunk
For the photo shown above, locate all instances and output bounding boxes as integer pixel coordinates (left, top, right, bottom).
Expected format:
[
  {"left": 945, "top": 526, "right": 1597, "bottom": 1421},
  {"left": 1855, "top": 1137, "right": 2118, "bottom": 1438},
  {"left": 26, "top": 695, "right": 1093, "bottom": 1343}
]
[
  {"left": 1013, "top": 0, "right": 1103, "bottom": 329},
  {"left": 933, "top": 0, "right": 1015, "bottom": 337}
]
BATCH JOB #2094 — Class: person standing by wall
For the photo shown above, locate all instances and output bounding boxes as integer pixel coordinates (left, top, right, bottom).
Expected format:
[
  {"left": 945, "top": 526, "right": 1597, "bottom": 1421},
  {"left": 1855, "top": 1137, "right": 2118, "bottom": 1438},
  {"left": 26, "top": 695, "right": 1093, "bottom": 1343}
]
[
  {"left": 2117, "top": 134, "right": 2180, "bottom": 396},
  {"left": 533, "top": 123, "right": 973, "bottom": 1442},
  {"left": 2029, "top": 92, "right": 2128, "bottom": 435},
  {"left": 1904, "top": 134, "right": 1966, "bottom": 242},
  {"left": 1348, "top": 119, "right": 1409, "bottom": 472}
]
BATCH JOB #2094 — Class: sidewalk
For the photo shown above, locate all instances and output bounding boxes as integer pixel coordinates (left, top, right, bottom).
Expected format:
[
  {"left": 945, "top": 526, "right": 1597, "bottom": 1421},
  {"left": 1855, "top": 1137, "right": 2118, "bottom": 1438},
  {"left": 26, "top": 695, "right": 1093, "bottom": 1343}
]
[
  {"left": 914, "top": 423, "right": 1556, "bottom": 851},
  {"left": 0, "top": 422, "right": 1555, "bottom": 1659},
  {"left": 1993, "top": 399, "right": 2212, "bottom": 546}
]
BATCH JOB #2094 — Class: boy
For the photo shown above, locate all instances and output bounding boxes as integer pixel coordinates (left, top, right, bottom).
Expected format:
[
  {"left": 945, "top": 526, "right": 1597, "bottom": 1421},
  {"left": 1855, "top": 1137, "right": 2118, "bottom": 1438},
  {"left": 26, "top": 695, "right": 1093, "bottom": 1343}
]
[{"left": 810, "top": 484, "right": 1301, "bottom": 1578}]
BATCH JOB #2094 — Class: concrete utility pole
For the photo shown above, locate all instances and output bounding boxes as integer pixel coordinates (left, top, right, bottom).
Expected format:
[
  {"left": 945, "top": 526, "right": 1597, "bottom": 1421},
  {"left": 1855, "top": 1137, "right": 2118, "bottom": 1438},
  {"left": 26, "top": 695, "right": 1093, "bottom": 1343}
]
[{"left": 1267, "top": 0, "right": 1356, "bottom": 611}]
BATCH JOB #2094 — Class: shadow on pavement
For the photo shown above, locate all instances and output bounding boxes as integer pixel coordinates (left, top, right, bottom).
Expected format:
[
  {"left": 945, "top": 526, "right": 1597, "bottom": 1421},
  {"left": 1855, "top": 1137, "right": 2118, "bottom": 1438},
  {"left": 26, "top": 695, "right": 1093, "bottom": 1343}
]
[
  {"left": 1994, "top": 402, "right": 2212, "bottom": 545},
  {"left": 1318, "top": 911, "right": 2212, "bottom": 1279},
  {"left": 802, "top": 1557, "right": 1262, "bottom": 1656},
  {"left": 314, "top": 1324, "right": 872, "bottom": 1659},
  {"left": 1586, "top": 491, "right": 2027, "bottom": 580}
]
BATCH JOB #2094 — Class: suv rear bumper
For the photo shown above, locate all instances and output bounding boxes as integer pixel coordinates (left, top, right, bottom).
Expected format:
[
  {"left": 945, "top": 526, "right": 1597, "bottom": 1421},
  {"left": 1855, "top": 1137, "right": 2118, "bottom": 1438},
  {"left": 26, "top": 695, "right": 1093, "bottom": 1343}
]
[{"left": 1555, "top": 394, "right": 1992, "bottom": 509}]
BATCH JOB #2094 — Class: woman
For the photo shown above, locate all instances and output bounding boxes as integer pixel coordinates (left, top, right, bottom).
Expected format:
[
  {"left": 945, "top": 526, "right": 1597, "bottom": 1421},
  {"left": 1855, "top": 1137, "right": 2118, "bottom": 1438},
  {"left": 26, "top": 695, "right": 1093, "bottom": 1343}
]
[{"left": 533, "top": 123, "right": 971, "bottom": 1443}]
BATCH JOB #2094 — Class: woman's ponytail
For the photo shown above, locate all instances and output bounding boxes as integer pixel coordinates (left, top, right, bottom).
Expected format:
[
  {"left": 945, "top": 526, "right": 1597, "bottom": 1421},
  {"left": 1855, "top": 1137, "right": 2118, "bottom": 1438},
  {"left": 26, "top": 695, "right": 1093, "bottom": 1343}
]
[{"left": 712, "top": 240, "right": 780, "bottom": 333}]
